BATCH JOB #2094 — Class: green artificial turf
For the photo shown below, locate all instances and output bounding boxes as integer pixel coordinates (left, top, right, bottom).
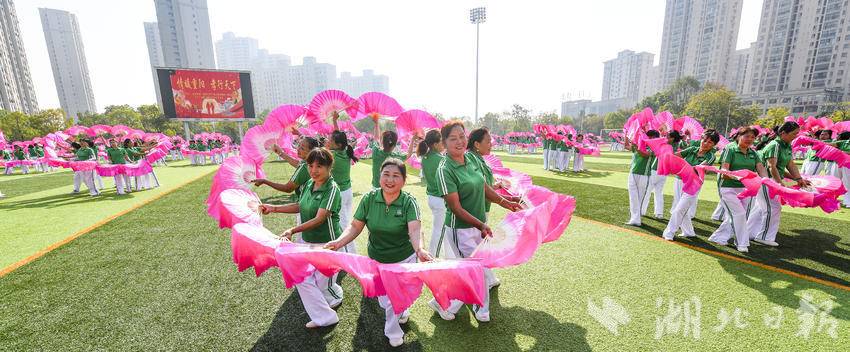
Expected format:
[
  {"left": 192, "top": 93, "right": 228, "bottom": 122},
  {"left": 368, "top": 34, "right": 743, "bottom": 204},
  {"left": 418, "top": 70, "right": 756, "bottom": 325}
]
[
  {"left": 0, "top": 159, "right": 847, "bottom": 351},
  {"left": 493, "top": 151, "right": 850, "bottom": 286},
  {"left": 0, "top": 160, "right": 219, "bottom": 268}
]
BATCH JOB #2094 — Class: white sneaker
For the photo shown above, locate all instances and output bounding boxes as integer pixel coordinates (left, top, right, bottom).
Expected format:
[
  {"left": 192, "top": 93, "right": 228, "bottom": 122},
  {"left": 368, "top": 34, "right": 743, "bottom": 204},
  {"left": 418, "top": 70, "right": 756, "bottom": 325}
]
[
  {"left": 736, "top": 246, "right": 749, "bottom": 253},
  {"left": 709, "top": 239, "right": 728, "bottom": 246},
  {"left": 329, "top": 299, "right": 342, "bottom": 309},
  {"left": 488, "top": 278, "right": 501, "bottom": 290},
  {"left": 398, "top": 313, "right": 410, "bottom": 324},
  {"left": 389, "top": 338, "right": 404, "bottom": 347},
  {"left": 753, "top": 239, "right": 779, "bottom": 247},
  {"left": 662, "top": 235, "right": 674, "bottom": 241},
  {"left": 474, "top": 312, "right": 490, "bottom": 322},
  {"left": 624, "top": 221, "right": 641, "bottom": 227},
  {"left": 679, "top": 233, "right": 697, "bottom": 238},
  {"left": 428, "top": 300, "right": 455, "bottom": 321}
]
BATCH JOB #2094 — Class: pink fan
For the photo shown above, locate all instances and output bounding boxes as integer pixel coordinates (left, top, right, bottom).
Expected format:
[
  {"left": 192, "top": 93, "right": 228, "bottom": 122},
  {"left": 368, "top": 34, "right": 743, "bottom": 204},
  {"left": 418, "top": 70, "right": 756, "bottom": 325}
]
[
  {"left": 396, "top": 109, "right": 441, "bottom": 139},
  {"left": 307, "top": 90, "right": 359, "bottom": 123},
  {"left": 274, "top": 243, "right": 385, "bottom": 297},
  {"left": 542, "top": 193, "right": 576, "bottom": 243},
  {"left": 673, "top": 116, "right": 704, "bottom": 139},
  {"left": 231, "top": 223, "right": 282, "bottom": 276},
  {"left": 472, "top": 204, "right": 546, "bottom": 268},
  {"left": 89, "top": 125, "right": 112, "bottom": 136},
  {"left": 355, "top": 92, "right": 403, "bottom": 121},
  {"left": 266, "top": 104, "right": 309, "bottom": 131},
  {"left": 241, "top": 124, "right": 283, "bottom": 165},
  {"left": 207, "top": 155, "right": 261, "bottom": 221},
  {"left": 378, "top": 259, "right": 486, "bottom": 314},
  {"left": 657, "top": 111, "right": 674, "bottom": 132},
  {"left": 644, "top": 137, "right": 673, "bottom": 156},
  {"left": 407, "top": 154, "right": 422, "bottom": 169},
  {"left": 833, "top": 121, "right": 850, "bottom": 134},
  {"left": 66, "top": 125, "right": 92, "bottom": 137},
  {"left": 110, "top": 125, "right": 132, "bottom": 136},
  {"left": 214, "top": 188, "right": 263, "bottom": 229}
]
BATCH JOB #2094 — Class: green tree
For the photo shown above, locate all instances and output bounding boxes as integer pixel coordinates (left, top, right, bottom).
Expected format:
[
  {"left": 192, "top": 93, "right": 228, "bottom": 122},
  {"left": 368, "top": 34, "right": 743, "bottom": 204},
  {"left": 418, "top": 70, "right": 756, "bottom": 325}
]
[
  {"left": 684, "top": 86, "right": 756, "bottom": 134},
  {"left": 603, "top": 108, "right": 634, "bottom": 129},
  {"left": 582, "top": 114, "right": 605, "bottom": 135},
  {"left": 0, "top": 110, "right": 36, "bottom": 141},
  {"left": 754, "top": 107, "right": 790, "bottom": 127},
  {"left": 508, "top": 104, "right": 532, "bottom": 132},
  {"left": 635, "top": 76, "right": 702, "bottom": 115}
]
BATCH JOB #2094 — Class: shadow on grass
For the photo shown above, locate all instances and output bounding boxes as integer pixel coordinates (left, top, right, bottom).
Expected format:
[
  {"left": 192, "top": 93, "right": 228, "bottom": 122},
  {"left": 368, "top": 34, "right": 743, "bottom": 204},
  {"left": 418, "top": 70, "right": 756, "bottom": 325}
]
[
  {"left": 528, "top": 174, "right": 850, "bottom": 288},
  {"left": 251, "top": 292, "right": 332, "bottom": 352},
  {"left": 0, "top": 189, "right": 137, "bottom": 209},
  {"left": 426, "top": 289, "right": 590, "bottom": 351}
]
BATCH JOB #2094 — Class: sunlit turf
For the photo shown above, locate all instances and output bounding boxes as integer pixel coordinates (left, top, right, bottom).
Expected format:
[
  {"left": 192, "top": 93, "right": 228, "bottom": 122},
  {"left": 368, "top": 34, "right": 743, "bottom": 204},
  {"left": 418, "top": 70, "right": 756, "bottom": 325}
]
[{"left": 0, "top": 158, "right": 846, "bottom": 350}]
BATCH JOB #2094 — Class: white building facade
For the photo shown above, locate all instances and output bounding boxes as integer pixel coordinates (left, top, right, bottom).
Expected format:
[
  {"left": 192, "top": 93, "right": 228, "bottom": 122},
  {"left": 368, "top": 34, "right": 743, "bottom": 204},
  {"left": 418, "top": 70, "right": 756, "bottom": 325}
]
[
  {"left": 39, "top": 8, "right": 96, "bottom": 122},
  {"left": 0, "top": 0, "right": 39, "bottom": 114}
]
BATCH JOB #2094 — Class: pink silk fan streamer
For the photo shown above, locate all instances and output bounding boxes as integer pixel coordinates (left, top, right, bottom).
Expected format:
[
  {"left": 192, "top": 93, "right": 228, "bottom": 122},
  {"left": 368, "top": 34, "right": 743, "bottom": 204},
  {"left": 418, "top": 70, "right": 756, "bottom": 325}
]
[
  {"left": 231, "top": 223, "right": 282, "bottom": 277},
  {"left": 274, "top": 243, "right": 386, "bottom": 297},
  {"left": 378, "top": 259, "right": 486, "bottom": 314}
]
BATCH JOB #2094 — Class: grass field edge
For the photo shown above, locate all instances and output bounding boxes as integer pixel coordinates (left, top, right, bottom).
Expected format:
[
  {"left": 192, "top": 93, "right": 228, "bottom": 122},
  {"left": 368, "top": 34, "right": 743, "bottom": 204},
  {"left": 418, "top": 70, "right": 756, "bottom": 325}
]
[{"left": 0, "top": 167, "right": 217, "bottom": 278}]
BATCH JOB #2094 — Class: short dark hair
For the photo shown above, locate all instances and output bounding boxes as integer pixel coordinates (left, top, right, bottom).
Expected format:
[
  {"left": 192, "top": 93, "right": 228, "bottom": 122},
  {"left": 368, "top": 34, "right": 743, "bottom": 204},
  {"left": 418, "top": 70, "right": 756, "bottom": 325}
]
[
  {"left": 703, "top": 129, "right": 720, "bottom": 144},
  {"left": 467, "top": 127, "right": 490, "bottom": 150},
  {"left": 305, "top": 147, "right": 334, "bottom": 168},
  {"left": 440, "top": 120, "right": 466, "bottom": 142},
  {"left": 381, "top": 158, "right": 407, "bottom": 181},
  {"left": 646, "top": 129, "right": 660, "bottom": 138}
]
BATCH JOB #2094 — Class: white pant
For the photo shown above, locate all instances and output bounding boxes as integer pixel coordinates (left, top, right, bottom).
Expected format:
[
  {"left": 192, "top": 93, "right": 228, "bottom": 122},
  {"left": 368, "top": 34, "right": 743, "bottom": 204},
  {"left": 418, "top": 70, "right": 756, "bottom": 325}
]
[
  {"left": 663, "top": 188, "right": 700, "bottom": 238},
  {"left": 431, "top": 226, "right": 489, "bottom": 317},
  {"left": 711, "top": 202, "right": 725, "bottom": 220},
  {"left": 559, "top": 150, "right": 572, "bottom": 172},
  {"left": 542, "top": 149, "right": 550, "bottom": 170},
  {"left": 709, "top": 187, "right": 754, "bottom": 248},
  {"left": 825, "top": 162, "right": 840, "bottom": 177},
  {"left": 573, "top": 154, "right": 584, "bottom": 172},
  {"left": 548, "top": 149, "right": 559, "bottom": 170},
  {"left": 802, "top": 160, "right": 824, "bottom": 176},
  {"left": 294, "top": 239, "right": 343, "bottom": 326},
  {"left": 627, "top": 173, "right": 650, "bottom": 224},
  {"left": 747, "top": 186, "right": 782, "bottom": 242},
  {"left": 73, "top": 171, "right": 99, "bottom": 195},
  {"left": 840, "top": 167, "right": 850, "bottom": 207},
  {"left": 644, "top": 171, "right": 666, "bottom": 217},
  {"left": 114, "top": 175, "right": 126, "bottom": 194},
  {"left": 95, "top": 173, "right": 104, "bottom": 190},
  {"left": 428, "top": 195, "right": 447, "bottom": 256},
  {"left": 18, "top": 165, "right": 29, "bottom": 174},
  {"left": 671, "top": 178, "right": 683, "bottom": 213},
  {"left": 339, "top": 188, "right": 356, "bottom": 254},
  {"left": 378, "top": 254, "right": 416, "bottom": 340}
]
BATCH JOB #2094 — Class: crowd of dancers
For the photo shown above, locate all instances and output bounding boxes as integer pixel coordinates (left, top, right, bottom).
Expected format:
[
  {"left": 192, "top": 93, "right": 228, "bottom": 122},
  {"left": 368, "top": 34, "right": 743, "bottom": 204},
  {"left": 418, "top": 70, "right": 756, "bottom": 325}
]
[{"left": 621, "top": 112, "right": 850, "bottom": 253}]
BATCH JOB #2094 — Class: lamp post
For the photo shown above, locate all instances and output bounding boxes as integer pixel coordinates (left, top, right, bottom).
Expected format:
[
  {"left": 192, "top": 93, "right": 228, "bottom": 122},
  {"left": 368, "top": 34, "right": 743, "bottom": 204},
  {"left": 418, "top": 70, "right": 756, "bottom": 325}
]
[{"left": 470, "top": 7, "right": 486, "bottom": 124}]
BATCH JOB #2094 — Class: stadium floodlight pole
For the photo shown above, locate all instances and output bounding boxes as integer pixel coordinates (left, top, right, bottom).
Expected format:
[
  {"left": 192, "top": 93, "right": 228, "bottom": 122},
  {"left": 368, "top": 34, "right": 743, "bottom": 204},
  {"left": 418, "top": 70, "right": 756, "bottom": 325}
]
[{"left": 470, "top": 7, "right": 486, "bottom": 124}]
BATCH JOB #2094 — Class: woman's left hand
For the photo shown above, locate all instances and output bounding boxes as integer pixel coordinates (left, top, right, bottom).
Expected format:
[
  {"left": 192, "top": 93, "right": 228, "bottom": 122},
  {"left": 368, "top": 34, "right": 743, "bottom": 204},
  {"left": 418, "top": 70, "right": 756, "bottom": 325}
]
[
  {"left": 279, "top": 229, "right": 293, "bottom": 240},
  {"left": 416, "top": 249, "right": 434, "bottom": 262},
  {"left": 502, "top": 200, "right": 523, "bottom": 212},
  {"left": 797, "top": 178, "right": 811, "bottom": 187}
]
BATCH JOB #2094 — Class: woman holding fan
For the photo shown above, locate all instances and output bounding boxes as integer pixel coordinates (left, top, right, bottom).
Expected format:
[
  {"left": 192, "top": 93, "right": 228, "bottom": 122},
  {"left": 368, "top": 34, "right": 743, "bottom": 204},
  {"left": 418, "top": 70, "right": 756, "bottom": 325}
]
[
  {"left": 258, "top": 148, "right": 345, "bottom": 329},
  {"left": 428, "top": 121, "right": 521, "bottom": 323},
  {"left": 662, "top": 130, "right": 719, "bottom": 240},
  {"left": 747, "top": 121, "right": 808, "bottom": 247},
  {"left": 417, "top": 129, "right": 447, "bottom": 255},
  {"left": 708, "top": 126, "right": 768, "bottom": 253},
  {"left": 328, "top": 111, "right": 359, "bottom": 253},
  {"left": 324, "top": 158, "right": 433, "bottom": 347}
]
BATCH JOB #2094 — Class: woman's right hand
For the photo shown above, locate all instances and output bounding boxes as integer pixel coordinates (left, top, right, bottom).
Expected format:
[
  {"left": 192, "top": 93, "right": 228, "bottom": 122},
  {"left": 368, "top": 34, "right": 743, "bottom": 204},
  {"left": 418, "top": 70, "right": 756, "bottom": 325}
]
[
  {"left": 258, "top": 204, "right": 274, "bottom": 215},
  {"left": 251, "top": 178, "right": 266, "bottom": 187},
  {"left": 323, "top": 240, "right": 341, "bottom": 251},
  {"left": 478, "top": 224, "right": 493, "bottom": 238}
]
